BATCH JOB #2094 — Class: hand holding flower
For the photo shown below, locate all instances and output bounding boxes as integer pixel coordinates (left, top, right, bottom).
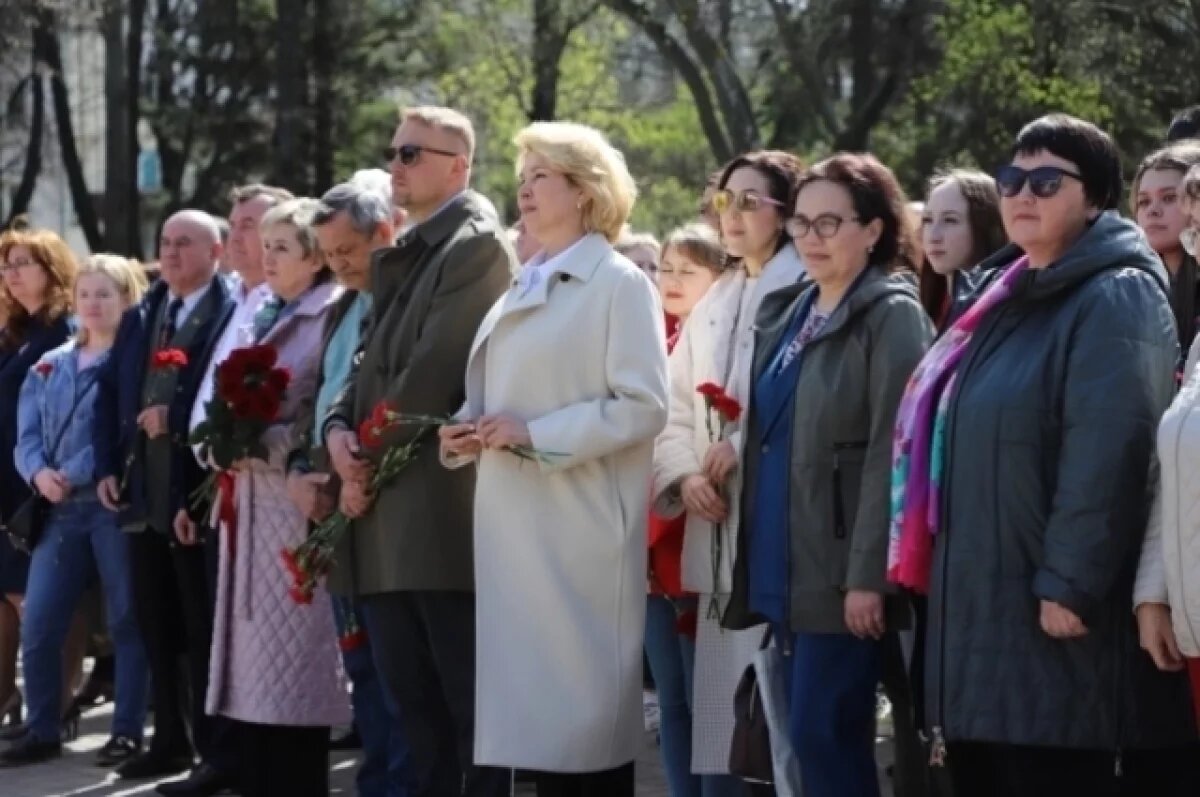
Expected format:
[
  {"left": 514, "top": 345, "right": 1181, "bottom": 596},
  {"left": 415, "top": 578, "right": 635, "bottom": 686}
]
[
  {"left": 439, "top": 422, "right": 483, "bottom": 462},
  {"left": 339, "top": 478, "right": 373, "bottom": 519},
  {"left": 477, "top": 414, "right": 532, "bottom": 451},
  {"left": 702, "top": 440, "right": 738, "bottom": 483}
]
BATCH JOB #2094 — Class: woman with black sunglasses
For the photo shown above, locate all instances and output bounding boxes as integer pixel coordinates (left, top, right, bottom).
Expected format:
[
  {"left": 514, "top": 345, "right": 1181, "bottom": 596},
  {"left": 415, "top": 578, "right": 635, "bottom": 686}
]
[
  {"left": 652, "top": 149, "right": 805, "bottom": 789},
  {"left": 889, "top": 113, "right": 1200, "bottom": 794}
]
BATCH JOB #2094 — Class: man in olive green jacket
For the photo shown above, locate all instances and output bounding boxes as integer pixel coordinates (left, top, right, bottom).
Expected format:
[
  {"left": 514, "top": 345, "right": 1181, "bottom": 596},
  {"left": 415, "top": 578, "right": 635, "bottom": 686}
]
[{"left": 323, "top": 106, "right": 514, "bottom": 797}]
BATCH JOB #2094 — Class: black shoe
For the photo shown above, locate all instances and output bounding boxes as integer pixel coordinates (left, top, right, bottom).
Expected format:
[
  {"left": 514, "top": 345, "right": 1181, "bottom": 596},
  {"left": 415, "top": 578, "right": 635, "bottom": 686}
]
[
  {"left": 96, "top": 735, "right": 142, "bottom": 767},
  {"left": 0, "top": 735, "right": 62, "bottom": 767},
  {"left": 117, "top": 748, "right": 193, "bottom": 780},
  {"left": 155, "top": 762, "right": 238, "bottom": 796},
  {"left": 329, "top": 727, "right": 362, "bottom": 751},
  {"left": 60, "top": 704, "right": 81, "bottom": 742},
  {"left": 0, "top": 723, "right": 26, "bottom": 742}
]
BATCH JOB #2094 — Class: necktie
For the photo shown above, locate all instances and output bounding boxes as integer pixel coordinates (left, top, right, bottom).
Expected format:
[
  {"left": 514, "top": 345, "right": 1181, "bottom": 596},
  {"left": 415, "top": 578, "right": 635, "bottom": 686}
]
[
  {"left": 159, "top": 297, "right": 183, "bottom": 349},
  {"left": 252, "top": 296, "right": 285, "bottom": 342}
]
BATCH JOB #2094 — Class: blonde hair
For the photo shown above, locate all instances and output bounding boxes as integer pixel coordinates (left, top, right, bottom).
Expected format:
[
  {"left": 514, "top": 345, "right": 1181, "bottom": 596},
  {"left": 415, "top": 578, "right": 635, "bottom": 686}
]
[
  {"left": 514, "top": 122, "right": 638, "bottom": 243},
  {"left": 74, "top": 254, "right": 148, "bottom": 345},
  {"left": 261, "top": 198, "right": 324, "bottom": 259},
  {"left": 662, "top": 223, "right": 725, "bottom": 276},
  {"left": 401, "top": 106, "right": 476, "bottom": 163}
]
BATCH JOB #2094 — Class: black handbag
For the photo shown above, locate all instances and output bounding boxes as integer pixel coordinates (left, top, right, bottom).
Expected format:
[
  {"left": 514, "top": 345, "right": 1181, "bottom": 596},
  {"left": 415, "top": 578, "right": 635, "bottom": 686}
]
[
  {"left": 3, "top": 373, "right": 96, "bottom": 554},
  {"left": 729, "top": 627, "right": 776, "bottom": 784}
]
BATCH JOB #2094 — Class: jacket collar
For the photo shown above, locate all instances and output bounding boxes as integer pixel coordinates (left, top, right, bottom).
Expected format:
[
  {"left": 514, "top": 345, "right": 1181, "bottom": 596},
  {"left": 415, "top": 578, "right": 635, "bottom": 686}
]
[
  {"left": 499, "top": 233, "right": 610, "bottom": 319},
  {"left": 412, "top": 190, "right": 487, "bottom": 249},
  {"left": 259, "top": 280, "right": 341, "bottom": 347}
]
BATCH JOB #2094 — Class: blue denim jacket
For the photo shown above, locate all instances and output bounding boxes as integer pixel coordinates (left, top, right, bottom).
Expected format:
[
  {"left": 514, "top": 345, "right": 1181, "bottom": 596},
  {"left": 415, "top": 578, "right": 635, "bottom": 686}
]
[{"left": 15, "top": 340, "right": 106, "bottom": 490}]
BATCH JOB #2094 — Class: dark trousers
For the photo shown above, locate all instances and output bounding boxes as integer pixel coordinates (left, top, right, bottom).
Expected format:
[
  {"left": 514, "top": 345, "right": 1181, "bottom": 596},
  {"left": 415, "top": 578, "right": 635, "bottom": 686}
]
[
  {"left": 199, "top": 527, "right": 239, "bottom": 773},
  {"left": 785, "top": 631, "right": 882, "bottom": 797},
  {"left": 237, "top": 720, "right": 329, "bottom": 797},
  {"left": 129, "top": 529, "right": 212, "bottom": 759},
  {"left": 360, "top": 590, "right": 511, "bottom": 797},
  {"left": 533, "top": 762, "right": 634, "bottom": 797},
  {"left": 880, "top": 632, "right": 931, "bottom": 797},
  {"left": 947, "top": 741, "right": 1200, "bottom": 797}
]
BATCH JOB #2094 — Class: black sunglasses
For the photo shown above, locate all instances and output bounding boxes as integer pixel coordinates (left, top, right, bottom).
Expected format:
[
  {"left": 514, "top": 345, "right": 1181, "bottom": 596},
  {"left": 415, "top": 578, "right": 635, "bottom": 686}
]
[
  {"left": 995, "top": 165, "right": 1083, "bottom": 199},
  {"left": 383, "top": 143, "right": 462, "bottom": 166}
]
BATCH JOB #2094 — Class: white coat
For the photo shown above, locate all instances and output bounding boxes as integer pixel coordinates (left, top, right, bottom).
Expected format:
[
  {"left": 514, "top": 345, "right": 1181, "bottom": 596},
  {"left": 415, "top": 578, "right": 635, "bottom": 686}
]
[
  {"left": 1136, "top": 341, "right": 1200, "bottom": 657},
  {"left": 457, "top": 233, "right": 669, "bottom": 771},
  {"left": 652, "top": 246, "right": 806, "bottom": 593}
]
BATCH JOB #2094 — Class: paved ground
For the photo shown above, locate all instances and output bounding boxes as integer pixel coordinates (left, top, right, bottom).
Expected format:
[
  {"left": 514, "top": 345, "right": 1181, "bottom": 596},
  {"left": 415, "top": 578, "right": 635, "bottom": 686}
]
[{"left": 3, "top": 669, "right": 898, "bottom": 796}]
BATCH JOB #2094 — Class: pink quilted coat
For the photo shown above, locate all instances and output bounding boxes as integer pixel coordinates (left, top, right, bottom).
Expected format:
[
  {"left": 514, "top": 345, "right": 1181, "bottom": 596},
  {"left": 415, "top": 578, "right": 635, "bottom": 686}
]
[{"left": 206, "top": 280, "right": 352, "bottom": 727}]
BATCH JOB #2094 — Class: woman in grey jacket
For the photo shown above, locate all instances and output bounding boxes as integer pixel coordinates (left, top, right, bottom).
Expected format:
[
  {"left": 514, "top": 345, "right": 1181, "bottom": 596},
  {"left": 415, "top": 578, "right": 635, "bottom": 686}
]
[
  {"left": 726, "top": 153, "right": 933, "bottom": 797},
  {"left": 891, "top": 114, "right": 1199, "bottom": 795}
]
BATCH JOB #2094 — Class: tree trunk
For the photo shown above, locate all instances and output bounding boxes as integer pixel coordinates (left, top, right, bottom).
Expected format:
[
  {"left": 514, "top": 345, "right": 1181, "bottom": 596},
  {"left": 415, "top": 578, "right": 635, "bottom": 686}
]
[
  {"left": 103, "top": 0, "right": 142, "bottom": 256},
  {"left": 272, "top": 0, "right": 308, "bottom": 194},
  {"left": 311, "top": 0, "right": 334, "bottom": 192},
  {"left": 529, "top": 0, "right": 564, "bottom": 121},
  {"left": 36, "top": 10, "right": 105, "bottom": 251},
  {"left": 5, "top": 74, "right": 43, "bottom": 225}
]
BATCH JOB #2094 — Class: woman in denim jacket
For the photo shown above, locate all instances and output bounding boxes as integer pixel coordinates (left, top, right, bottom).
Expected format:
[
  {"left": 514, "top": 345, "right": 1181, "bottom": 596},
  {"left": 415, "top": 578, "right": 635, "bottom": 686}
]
[{"left": 1, "top": 255, "right": 149, "bottom": 767}]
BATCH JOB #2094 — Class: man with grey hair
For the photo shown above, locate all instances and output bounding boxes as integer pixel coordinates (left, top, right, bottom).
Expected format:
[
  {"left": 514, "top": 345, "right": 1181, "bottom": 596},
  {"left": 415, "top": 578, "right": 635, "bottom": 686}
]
[
  {"left": 286, "top": 179, "right": 409, "bottom": 797},
  {"left": 323, "top": 106, "right": 514, "bottom": 797}
]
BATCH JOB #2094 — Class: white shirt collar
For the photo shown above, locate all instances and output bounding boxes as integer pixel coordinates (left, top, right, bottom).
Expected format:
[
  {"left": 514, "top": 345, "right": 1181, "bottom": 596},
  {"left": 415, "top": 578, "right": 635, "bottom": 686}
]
[
  {"left": 168, "top": 281, "right": 213, "bottom": 326},
  {"left": 517, "top": 236, "right": 588, "bottom": 296}
]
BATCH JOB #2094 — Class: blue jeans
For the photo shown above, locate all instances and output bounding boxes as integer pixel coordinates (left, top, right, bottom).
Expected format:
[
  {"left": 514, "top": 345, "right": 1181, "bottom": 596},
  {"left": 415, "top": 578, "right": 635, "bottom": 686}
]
[
  {"left": 23, "top": 497, "right": 147, "bottom": 742},
  {"left": 333, "top": 596, "right": 412, "bottom": 797},
  {"left": 644, "top": 595, "right": 744, "bottom": 797},
  {"left": 784, "top": 631, "right": 881, "bottom": 797}
]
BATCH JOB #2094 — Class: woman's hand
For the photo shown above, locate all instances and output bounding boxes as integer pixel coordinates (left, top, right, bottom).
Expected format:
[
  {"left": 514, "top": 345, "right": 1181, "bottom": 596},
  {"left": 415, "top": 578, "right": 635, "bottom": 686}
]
[
  {"left": 845, "top": 590, "right": 885, "bottom": 639},
  {"left": 97, "top": 476, "right": 121, "bottom": 512},
  {"left": 439, "top": 423, "right": 483, "bottom": 461},
  {"left": 286, "top": 470, "right": 335, "bottom": 522},
  {"left": 680, "top": 474, "right": 728, "bottom": 523},
  {"left": 1040, "top": 600, "right": 1088, "bottom": 639},
  {"left": 477, "top": 414, "right": 531, "bottom": 451},
  {"left": 1136, "top": 603, "right": 1184, "bottom": 671},
  {"left": 34, "top": 468, "right": 69, "bottom": 504},
  {"left": 702, "top": 440, "right": 738, "bottom": 484},
  {"left": 339, "top": 478, "right": 373, "bottom": 519}
]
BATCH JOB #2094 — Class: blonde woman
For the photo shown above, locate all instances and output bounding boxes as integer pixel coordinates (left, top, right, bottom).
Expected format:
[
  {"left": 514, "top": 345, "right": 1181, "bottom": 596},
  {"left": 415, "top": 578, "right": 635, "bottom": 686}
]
[
  {"left": 3, "top": 256, "right": 148, "bottom": 767},
  {"left": 440, "top": 121, "right": 668, "bottom": 796},
  {"left": 652, "top": 150, "right": 806, "bottom": 785}
]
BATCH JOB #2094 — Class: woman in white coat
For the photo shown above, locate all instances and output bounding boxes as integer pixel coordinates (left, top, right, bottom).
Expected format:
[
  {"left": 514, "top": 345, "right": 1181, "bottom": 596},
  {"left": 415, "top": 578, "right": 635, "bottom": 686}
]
[
  {"left": 439, "top": 121, "right": 669, "bottom": 796},
  {"left": 652, "top": 150, "right": 806, "bottom": 782},
  {"left": 1136, "top": 170, "right": 1200, "bottom": 724}
]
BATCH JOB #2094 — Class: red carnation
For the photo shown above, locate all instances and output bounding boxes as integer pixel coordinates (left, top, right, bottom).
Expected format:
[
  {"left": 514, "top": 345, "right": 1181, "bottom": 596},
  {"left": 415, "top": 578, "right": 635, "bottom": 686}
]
[
  {"left": 288, "top": 585, "right": 314, "bottom": 605},
  {"left": 696, "top": 381, "right": 724, "bottom": 399},
  {"left": 714, "top": 395, "right": 742, "bottom": 424},
  {"left": 151, "top": 348, "right": 189, "bottom": 372},
  {"left": 33, "top": 361, "right": 52, "bottom": 377},
  {"left": 266, "top": 368, "right": 291, "bottom": 393},
  {"left": 338, "top": 628, "right": 367, "bottom": 652}
]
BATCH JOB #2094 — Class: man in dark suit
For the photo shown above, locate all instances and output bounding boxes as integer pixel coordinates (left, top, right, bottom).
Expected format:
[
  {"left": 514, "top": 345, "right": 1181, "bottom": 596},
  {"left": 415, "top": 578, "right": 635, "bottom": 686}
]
[
  {"left": 323, "top": 106, "right": 515, "bottom": 797},
  {"left": 94, "top": 210, "right": 234, "bottom": 782}
]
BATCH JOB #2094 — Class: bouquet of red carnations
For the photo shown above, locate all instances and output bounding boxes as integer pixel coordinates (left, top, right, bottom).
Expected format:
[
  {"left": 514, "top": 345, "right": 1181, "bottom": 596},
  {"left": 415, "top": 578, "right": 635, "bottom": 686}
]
[{"left": 189, "top": 344, "right": 291, "bottom": 516}]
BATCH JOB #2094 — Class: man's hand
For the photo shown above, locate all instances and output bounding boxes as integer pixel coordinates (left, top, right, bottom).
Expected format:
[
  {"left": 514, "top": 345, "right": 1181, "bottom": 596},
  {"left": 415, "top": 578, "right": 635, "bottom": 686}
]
[
  {"left": 97, "top": 476, "right": 121, "bottom": 512},
  {"left": 339, "top": 479, "right": 373, "bottom": 519},
  {"left": 845, "top": 590, "right": 885, "bottom": 640},
  {"left": 439, "top": 423, "right": 483, "bottom": 462},
  {"left": 137, "top": 405, "right": 170, "bottom": 440},
  {"left": 173, "top": 509, "right": 199, "bottom": 546},
  {"left": 1040, "top": 600, "right": 1088, "bottom": 639},
  {"left": 1137, "top": 603, "right": 1184, "bottom": 672},
  {"left": 287, "top": 471, "right": 335, "bottom": 522},
  {"left": 328, "top": 428, "right": 373, "bottom": 484},
  {"left": 477, "top": 414, "right": 532, "bottom": 451},
  {"left": 34, "top": 469, "right": 69, "bottom": 504}
]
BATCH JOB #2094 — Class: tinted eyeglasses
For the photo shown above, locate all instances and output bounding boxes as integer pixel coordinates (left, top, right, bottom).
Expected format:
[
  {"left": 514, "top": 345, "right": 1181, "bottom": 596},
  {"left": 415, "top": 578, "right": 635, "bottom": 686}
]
[
  {"left": 383, "top": 143, "right": 462, "bottom": 166},
  {"left": 995, "top": 165, "right": 1083, "bottom": 199},
  {"left": 785, "top": 214, "right": 861, "bottom": 240},
  {"left": 710, "top": 189, "right": 784, "bottom": 214}
]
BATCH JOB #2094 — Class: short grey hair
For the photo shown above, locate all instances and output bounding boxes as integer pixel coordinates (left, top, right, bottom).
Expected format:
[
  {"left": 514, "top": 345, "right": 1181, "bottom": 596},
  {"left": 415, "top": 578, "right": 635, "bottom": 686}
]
[
  {"left": 260, "top": 198, "right": 323, "bottom": 258},
  {"left": 349, "top": 169, "right": 392, "bottom": 205},
  {"left": 312, "top": 181, "right": 393, "bottom": 237}
]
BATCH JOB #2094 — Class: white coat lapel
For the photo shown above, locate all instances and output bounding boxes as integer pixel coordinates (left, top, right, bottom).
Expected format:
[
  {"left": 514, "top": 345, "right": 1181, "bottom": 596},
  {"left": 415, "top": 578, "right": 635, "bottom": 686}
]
[{"left": 708, "top": 271, "right": 747, "bottom": 389}]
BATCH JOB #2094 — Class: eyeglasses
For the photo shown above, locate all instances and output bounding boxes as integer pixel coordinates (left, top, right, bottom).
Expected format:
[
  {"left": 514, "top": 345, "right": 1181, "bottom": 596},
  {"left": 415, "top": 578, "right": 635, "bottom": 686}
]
[
  {"left": 710, "top": 189, "right": 784, "bottom": 215},
  {"left": 0, "top": 258, "right": 38, "bottom": 275},
  {"left": 383, "top": 144, "right": 462, "bottom": 166},
  {"left": 995, "top": 165, "right": 1083, "bottom": 199},
  {"left": 785, "top": 214, "right": 861, "bottom": 240},
  {"left": 1182, "top": 226, "right": 1200, "bottom": 258}
]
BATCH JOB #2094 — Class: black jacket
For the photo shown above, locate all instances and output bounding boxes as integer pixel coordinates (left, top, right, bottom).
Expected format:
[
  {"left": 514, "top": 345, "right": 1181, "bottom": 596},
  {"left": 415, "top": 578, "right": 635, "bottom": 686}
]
[{"left": 926, "top": 212, "right": 1197, "bottom": 751}]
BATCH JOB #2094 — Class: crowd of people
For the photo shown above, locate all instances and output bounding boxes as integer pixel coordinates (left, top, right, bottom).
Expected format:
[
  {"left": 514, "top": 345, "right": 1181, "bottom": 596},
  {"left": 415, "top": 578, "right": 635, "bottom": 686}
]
[{"left": 0, "top": 101, "right": 1199, "bottom": 797}]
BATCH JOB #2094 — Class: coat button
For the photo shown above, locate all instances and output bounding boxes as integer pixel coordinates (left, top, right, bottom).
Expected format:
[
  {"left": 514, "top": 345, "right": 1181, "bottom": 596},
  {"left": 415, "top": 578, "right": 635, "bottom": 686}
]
[{"left": 559, "top": 274, "right": 569, "bottom": 282}]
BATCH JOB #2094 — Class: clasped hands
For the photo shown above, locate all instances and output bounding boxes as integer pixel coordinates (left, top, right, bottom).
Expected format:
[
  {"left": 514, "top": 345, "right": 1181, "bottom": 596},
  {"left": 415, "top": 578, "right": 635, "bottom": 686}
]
[{"left": 437, "top": 414, "right": 532, "bottom": 462}]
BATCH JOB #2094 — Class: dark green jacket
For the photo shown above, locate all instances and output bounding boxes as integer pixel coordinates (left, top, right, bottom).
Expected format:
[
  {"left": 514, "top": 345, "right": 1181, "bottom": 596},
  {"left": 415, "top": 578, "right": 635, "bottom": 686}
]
[
  {"left": 325, "top": 192, "right": 515, "bottom": 595},
  {"left": 725, "top": 266, "right": 933, "bottom": 633},
  {"left": 925, "top": 212, "right": 1197, "bottom": 750}
]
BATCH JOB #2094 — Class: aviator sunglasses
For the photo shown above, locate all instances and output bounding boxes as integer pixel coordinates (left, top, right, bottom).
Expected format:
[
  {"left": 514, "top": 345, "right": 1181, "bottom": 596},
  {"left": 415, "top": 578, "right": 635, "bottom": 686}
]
[
  {"left": 710, "top": 189, "right": 784, "bottom": 214},
  {"left": 995, "top": 165, "right": 1083, "bottom": 199},
  {"left": 383, "top": 143, "right": 462, "bottom": 166}
]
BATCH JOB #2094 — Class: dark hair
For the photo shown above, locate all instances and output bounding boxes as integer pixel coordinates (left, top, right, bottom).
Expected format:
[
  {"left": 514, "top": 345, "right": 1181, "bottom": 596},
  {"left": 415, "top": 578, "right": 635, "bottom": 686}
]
[
  {"left": 1167, "top": 106, "right": 1200, "bottom": 144},
  {"left": 919, "top": 168, "right": 1006, "bottom": 323},
  {"left": 1011, "top": 114, "right": 1122, "bottom": 211},
  {"left": 1130, "top": 141, "right": 1200, "bottom": 217},
  {"left": 716, "top": 150, "right": 805, "bottom": 258},
  {"left": 795, "top": 152, "right": 919, "bottom": 273}
]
